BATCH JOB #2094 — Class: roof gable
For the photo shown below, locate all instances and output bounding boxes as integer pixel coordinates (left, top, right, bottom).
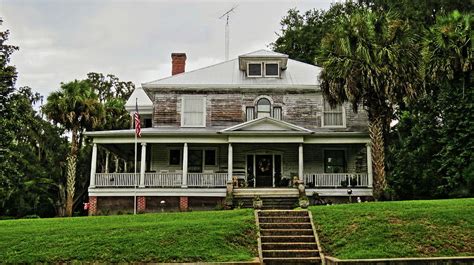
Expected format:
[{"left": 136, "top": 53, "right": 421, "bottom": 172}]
[
  {"left": 125, "top": 87, "right": 153, "bottom": 114},
  {"left": 220, "top": 117, "right": 313, "bottom": 134}
]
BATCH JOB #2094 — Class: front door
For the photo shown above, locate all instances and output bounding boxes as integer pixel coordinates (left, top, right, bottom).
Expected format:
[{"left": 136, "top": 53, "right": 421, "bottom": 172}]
[{"left": 255, "top": 155, "right": 273, "bottom": 187}]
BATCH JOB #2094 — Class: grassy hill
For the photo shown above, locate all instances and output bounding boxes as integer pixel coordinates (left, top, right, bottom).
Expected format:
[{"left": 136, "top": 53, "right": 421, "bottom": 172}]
[
  {"left": 311, "top": 198, "right": 474, "bottom": 259},
  {"left": 0, "top": 209, "right": 257, "bottom": 263}
]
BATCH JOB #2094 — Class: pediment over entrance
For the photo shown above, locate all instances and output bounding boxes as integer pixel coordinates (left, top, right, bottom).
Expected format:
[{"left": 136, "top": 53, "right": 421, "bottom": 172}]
[{"left": 220, "top": 117, "right": 313, "bottom": 134}]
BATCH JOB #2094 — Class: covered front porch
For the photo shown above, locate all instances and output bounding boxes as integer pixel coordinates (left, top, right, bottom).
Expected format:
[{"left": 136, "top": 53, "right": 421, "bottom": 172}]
[{"left": 88, "top": 141, "right": 373, "bottom": 196}]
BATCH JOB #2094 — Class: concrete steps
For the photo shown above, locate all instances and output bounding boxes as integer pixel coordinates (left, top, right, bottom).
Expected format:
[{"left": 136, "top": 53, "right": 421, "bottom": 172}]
[{"left": 257, "top": 210, "right": 322, "bottom": 264}]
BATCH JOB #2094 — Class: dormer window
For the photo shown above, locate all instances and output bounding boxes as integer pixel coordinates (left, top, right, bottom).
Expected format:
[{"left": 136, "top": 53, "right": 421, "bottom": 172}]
[
  {"left": 265, "top": 63, "right": 279, "bottom": 77},
  {"left": 247, "top": 62, "right": 280, "bottom": 78},
  {"left": 248, "top": 63, "right": 262, "bottom": 77}
]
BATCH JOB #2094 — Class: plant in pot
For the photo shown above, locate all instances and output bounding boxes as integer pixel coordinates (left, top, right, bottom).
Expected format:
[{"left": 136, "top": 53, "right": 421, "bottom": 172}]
[
  {"left": 299, "top": 197, "right": 310, "bottom": 209},
  {"left": 253, "top": 196, "right": 263, "bottom": 209}
]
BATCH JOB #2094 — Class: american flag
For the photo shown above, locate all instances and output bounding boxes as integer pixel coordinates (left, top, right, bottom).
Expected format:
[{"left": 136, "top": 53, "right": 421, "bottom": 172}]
[{"left": 134, "top": 101, "right": 141, "bottom": 137}]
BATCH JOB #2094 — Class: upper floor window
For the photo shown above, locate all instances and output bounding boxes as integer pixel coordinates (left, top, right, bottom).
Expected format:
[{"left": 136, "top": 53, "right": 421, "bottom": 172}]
[
  {"left": 181, "top": 95, "right": 206, "bottom": 127},
  {"left": 246, "top": 107, "right": 255, "bottom": 121},
  {"left": 273, "top": 107, "right": 282, "bottom": 120},
  {"left": 265, "top": 63, "right": 279, "bottom": 77},
  {"left": 248, "top": 63, "right": 262, "bottom": 77},
  {"left": 322, "top": 101, "right": 345, "bottom": 127},
  {"left": 247, "top": 62, "right": 280, "bottom": 77},
  {"left": 257, "top": 98, "right": 271, "bottom": 118}
]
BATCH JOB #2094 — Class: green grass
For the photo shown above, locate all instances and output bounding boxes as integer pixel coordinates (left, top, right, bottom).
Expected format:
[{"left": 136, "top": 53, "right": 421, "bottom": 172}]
[
  {"left": 0, "top": 209, "right": 257, "bottom": 263},
  {"left": 311, "top": 198, "right": 474, "bottom": 259}
]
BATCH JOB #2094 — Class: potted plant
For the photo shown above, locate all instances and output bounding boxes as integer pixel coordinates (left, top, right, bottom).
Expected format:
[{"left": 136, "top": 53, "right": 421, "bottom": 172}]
[
  {"left": 299, "top": 197, "right": 310, "bottom": 209},
  {"left": 253, "top": 196, "right": 263, "bottom": 209}
]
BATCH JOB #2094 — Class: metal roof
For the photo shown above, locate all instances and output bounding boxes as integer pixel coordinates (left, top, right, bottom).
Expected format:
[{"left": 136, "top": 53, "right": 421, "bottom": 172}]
[{"left": 142, "top": 49, "right": 321, "bottom": 89}]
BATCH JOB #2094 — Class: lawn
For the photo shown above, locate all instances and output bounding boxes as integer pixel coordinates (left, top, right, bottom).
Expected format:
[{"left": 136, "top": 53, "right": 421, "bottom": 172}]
[
  {"left": 0, "top": 209, "right": 257, "bottom": 263},
  {"left": 311, "top": 198, "right": 474, "bottom": 259}
]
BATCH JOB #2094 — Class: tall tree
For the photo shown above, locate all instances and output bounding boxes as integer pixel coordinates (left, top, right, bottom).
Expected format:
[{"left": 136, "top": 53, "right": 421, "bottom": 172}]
[
  {"left": 388, "top": 11, "right": 473, "bottom": 198},
  {"left": 42, "top": 80, "right": 105, "bottom": 216},
  {"left": 316, "top": 9, "right": 420, "bottom": 199}
]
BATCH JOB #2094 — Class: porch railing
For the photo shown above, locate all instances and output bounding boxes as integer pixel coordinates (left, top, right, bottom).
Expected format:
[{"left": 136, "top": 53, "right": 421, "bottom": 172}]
[
  {"left": 94, "top": 172, "right": 227, "bottom": 188},
  {"left": 187, "top": 173, "right": 227, "bottom": 187},
  {"left": 145, "top": 172, "right": 182, "bottom": 187},
  {"left": 303, "top": 173, "right": 369, "bottom": 188},
  {"left": 95, "top": 173, "right": 138, "bottom": 187}
]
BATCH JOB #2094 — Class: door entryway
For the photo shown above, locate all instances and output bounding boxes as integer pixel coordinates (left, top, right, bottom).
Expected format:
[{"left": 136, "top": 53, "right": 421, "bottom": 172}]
[
  {"left": 256, "top": 155, "right": 273, "bottom": 187},
  {"left": 246, "top": 154, "right": 282, "bottom": 187}
]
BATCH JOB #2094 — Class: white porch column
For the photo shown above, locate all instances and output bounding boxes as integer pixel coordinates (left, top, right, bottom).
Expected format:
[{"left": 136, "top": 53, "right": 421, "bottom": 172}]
[
  {"left": 182, "top": 143, "right": 188, "bottom": 188},
  {"left": 105, "top": 150, "right": 109, "bottom": 173},
  {"left": 90, "top": 143, "right": 98, "bottom": 188},
  {"left": 228, "top": 143, "right": 233, "bottom": 181},
  {"left": 124, "top": 160, "right": 127, "bottom": 172},
  {"left": 298, "top": 143, "right": 304, "bottom": 181},
  {"left": 139, "top": 143, "right": 147, "bottom": 188},
  {"left": 366, "top": 143, "right": 373, "bottom": 187}
]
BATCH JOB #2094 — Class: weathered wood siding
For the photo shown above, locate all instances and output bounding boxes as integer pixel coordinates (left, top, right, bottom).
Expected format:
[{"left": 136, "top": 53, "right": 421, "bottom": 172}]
[{"left": 152, "top": 91, "right": 368, "bottom": 132}]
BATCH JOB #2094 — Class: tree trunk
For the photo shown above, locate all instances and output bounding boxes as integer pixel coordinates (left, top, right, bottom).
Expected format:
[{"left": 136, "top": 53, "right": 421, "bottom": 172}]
[
  {"left": 65, "top": 128, "right": 79, "bottom": 217},
  {"left": 368, "top": 115, "right": 387, "bottom": 199}
]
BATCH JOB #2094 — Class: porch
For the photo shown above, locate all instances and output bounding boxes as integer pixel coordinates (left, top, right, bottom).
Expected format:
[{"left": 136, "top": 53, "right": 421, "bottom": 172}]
[{"left": 88, "top": 141, "right": 373, "bottom": 196}]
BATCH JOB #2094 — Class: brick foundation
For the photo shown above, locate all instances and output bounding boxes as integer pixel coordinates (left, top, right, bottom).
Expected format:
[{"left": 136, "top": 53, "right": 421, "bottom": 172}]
[
  {"left": 89, "top": 196, "right": 97, "bottom": 216},
  {"left": 179, "top": 196, "right": 189, "bottom": 211},
  {"left": 137, "top": 196, "right": 146, "bottom": 213}
]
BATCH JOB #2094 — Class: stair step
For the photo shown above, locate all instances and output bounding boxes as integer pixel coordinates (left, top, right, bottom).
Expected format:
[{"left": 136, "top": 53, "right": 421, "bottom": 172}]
[
  {"left": 259, "top": 222, "right": 312, "bottom": 229},
  {"left": 260, "top": 229, "right": 314, "bottom": 236},
  {"left": 263, "top": 249, "right": 319, "bottom": 258},
  {"left": 262, "top": 242, "right": 319, "bottom": 250},
  {"left": 259, "top": 216, "right": 310, "bottom": 223},
  {"left": 263, "top": 256, "right": 322, "bottom": 265},
  {"left": 258, "top": 210, "right": 308, "bottom": 217},
  {"left": 261, "top": 235, "right": 315, "bottom": 243}
]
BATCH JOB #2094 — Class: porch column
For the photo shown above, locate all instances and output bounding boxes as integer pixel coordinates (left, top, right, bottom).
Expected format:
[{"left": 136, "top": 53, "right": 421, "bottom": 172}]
[
  {"left": 182, "top": 143, "right": 188, "bottom": 188},
  {"left": 366, "top": 143, "right": 373, "bottom": 187},
  {"left": 90, "top": 143, "right": 98, "bottom": 188},
  {"left": 124, "top": 160, "right": 128, "bottom": 172},
  {"left": 228, "top": 143, "right": 233, "bottom": 181},
  {"left": 105, "top": 150, "right": 109, "bottom": 173},
  {"left": 298, "top": 143, "right": 304, "bottom": 181},
  {"left": 139, "top": 143, "right": 147, "bottom": 188}
]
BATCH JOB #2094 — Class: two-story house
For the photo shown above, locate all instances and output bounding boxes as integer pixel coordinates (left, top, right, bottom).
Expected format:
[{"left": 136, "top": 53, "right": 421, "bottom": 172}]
[{"left": 85, "top": 50, "right": 373, "bottom": 214}]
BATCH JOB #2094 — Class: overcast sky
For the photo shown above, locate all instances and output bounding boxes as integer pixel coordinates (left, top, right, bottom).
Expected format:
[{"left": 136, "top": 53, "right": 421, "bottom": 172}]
[{"left": 2, "top": 0, "right": 333, "bottom": 97}]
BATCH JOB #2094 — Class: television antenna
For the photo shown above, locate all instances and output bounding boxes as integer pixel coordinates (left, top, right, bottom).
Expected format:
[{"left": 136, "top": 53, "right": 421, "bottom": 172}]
[{"left": 219, "top": 5, "right": 238, "bottom": 61}]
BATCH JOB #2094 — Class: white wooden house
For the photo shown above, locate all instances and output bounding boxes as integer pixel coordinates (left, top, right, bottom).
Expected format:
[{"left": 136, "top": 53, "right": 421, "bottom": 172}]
[{"left": 85, "top": 50, "right": 373, "bottom": 214}]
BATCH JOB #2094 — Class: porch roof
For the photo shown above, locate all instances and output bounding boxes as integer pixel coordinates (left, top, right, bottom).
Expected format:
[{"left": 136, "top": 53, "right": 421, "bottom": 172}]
[{"left": 84, "top": 127, "right": 368, "bottom": 138}]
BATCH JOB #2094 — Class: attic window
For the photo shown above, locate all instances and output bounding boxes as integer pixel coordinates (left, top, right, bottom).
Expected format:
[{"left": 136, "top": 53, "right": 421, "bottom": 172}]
[
  {"left": 248, "top": 63, "right": 262, "bottom": 77},
  {"left": 265, "top": 63, "right": 279, "bottom": 77}
]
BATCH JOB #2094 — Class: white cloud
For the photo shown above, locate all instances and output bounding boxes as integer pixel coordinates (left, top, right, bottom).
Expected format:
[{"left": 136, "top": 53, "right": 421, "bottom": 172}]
[{"left": 2, "top": 0, "right": 332, "bottom": 97}]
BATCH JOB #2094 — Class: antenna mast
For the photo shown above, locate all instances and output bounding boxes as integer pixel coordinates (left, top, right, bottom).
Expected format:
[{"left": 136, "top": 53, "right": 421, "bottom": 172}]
[{"left": 219, "top": 5, "right": 237, "bottom": 61}]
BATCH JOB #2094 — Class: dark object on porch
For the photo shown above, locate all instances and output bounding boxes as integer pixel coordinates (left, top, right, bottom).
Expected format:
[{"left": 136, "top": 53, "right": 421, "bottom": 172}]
[{"left": 312, "top": 192, "right": 329, "bottom": 206}]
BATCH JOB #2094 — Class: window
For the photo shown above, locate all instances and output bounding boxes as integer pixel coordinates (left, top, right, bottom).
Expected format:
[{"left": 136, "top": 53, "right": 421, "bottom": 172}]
[
  {"left": 246, "top": 107, "right": 254, "bottom": 121},
  {"left": 273, "top": 107, "right": 282, "bottom": 120},
  {"left": 248, "top": 63, "right": 262, "bottom": 77},
  {"left": 265, "top": 63, "right": 279, "bottom": 77},
  {"left": 181, "top": 96, "right": 206, "bottom": 127},
  {"left": 324, "top": 150, "right": 346, "bottom": 173},
  {"left": 257, "top": 98, "right": 271, "bottom": 118},
  {"left": 169, "top": 149, "right": 181, "bottom": 165},
  {"left": 188, "top": 149, "right": 203, "bottom": 173},
  {"left": 204, "top": 149, "right": 216, "bottom": 166},
  {"left": 323, "top": 101, "right": 344, "bottom": 127}
]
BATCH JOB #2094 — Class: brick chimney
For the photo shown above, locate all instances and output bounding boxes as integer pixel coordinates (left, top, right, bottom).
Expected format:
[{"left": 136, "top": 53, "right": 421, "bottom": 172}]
[{"left": 171, "top": 53, "right": 186, "bottom": 75}]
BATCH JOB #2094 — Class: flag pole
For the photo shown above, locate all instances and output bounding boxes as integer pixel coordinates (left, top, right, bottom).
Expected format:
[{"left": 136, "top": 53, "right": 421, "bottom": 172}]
[{"left": 134, "top": 98, "right": 138, "bottom": 215}]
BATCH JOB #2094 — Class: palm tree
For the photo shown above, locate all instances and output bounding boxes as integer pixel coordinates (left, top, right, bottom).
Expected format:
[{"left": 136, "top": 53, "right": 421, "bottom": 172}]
[
  {"left": 43, "top": 80, "right": 104, "bottom": 216},
  {"left": 316, "top": 9, "right": 420, "bottom": 199}
]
